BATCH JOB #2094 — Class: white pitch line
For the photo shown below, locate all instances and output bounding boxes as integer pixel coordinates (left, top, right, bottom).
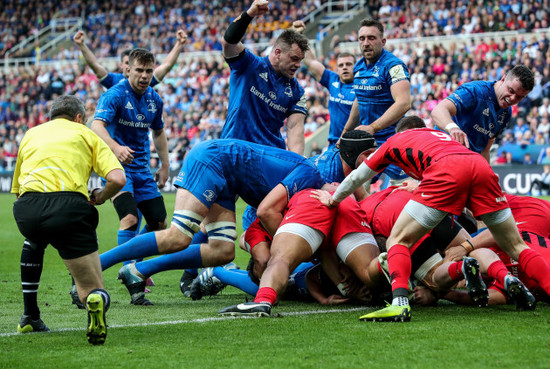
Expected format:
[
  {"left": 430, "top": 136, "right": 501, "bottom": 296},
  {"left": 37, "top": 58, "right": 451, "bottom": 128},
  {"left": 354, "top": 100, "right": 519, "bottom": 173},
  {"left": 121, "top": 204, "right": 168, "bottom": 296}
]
[{"left": 0, "top": 306, "right": 368, "bottom": 337}]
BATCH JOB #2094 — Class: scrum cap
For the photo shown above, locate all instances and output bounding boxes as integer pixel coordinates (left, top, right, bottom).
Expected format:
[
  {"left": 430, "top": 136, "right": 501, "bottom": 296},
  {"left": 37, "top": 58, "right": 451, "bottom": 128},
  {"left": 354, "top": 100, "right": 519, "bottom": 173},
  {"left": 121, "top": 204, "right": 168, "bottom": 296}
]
[{"left": 338, "top": 130, "right": 377, "bottom": 169}]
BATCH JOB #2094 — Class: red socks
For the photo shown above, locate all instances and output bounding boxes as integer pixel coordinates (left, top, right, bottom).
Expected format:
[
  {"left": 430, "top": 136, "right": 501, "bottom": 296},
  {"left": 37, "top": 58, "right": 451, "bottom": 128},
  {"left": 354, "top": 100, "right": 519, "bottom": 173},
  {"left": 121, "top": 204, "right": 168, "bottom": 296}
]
[
  {"left": 254, "top": 287, "right": 277, "bottom": 305},
  {"left": 387, "top": 244, "right": 411, "bottom": 291},
  {"left": 447, "top": 261, "right": 464, "bottom": 282},
  {"left": 486, "top": 260, "right": 510, "bottom": 284},
  {"left": 518, "top": 248, "right": 550, "bottom": 295}
]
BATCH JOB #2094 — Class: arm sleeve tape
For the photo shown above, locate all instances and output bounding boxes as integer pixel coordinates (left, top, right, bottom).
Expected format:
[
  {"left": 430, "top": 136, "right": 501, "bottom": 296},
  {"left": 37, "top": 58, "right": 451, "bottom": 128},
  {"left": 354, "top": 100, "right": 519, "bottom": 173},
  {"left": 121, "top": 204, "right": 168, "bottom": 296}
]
[
  {"left": 332, "top": 162, "right": 378, "bottom": 203},
  {"left": 223, "top": 12, "right": 253, "bottom": 44}
]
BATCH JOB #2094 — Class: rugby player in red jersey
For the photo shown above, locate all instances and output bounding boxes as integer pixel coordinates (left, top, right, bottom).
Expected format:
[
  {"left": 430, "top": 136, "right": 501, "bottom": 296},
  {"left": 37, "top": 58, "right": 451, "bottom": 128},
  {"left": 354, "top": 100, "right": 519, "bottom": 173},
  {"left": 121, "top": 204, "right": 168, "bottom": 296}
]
[{"left": 313, "top": 116, "right": 550, "bottom": 321}]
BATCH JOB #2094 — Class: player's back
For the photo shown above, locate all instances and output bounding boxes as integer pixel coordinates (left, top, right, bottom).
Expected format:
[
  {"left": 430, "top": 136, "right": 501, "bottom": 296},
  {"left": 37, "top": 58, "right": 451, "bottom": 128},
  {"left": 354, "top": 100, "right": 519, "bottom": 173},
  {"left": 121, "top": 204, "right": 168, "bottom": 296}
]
[
  {"left": 308, "top": 150, "right": 345, "bottom": 184},
  {"left": 360, "top": 187, "right": 412, "bottom": 236},
  {"left": 367, "top": 128, "right": 478, "bottom": 179},
  {"left": 191, "top": 139, "right": 323, "bottom": 208},
  {"left": 506, "top": 194, "right": 550, "bottom": 238}
]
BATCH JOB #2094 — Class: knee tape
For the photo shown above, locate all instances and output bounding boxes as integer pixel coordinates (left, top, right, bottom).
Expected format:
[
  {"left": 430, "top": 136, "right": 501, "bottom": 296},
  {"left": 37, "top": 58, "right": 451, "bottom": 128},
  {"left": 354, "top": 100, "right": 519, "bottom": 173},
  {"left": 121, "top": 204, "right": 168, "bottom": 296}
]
[
  {"left": 113, "top": 192, "right": 139, "bottom": 220},
  {"left": 138, "top": 196, "right": 167, "bottom": 228},
  {"left": 404, "top": 200, "right": 447, "bottom": 229},
  {"left": 172, "top": 210, "right": 203, "bottom": 238},
  {"left": 479, "top": 208, "right": 512, "bottom": 226},
  {"left": 205, "top": 221, "right": 238, "bottom": 244}
]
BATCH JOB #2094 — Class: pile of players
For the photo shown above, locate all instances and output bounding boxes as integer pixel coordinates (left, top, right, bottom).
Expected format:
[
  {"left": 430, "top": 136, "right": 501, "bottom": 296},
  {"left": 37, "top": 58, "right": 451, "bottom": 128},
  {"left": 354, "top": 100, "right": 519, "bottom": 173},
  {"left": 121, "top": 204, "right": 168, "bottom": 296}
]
[{"left": 12, "top": 1, "right": 550, "bottom": 347}]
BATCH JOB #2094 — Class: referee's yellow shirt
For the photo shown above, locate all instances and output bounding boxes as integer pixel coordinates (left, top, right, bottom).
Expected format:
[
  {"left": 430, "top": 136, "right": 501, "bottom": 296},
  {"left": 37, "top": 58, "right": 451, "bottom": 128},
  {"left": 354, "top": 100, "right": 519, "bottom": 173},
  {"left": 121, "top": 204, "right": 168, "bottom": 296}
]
[{"left": 11, "top": 118, "right": 123, "bottom": 199}]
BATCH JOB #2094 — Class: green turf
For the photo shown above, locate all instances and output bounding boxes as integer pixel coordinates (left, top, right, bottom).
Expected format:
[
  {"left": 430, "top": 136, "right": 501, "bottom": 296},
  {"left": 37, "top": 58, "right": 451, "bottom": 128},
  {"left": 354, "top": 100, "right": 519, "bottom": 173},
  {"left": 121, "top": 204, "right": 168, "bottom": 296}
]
[{"left": 1, "top": 193, "right": 550, "bottom": 368}]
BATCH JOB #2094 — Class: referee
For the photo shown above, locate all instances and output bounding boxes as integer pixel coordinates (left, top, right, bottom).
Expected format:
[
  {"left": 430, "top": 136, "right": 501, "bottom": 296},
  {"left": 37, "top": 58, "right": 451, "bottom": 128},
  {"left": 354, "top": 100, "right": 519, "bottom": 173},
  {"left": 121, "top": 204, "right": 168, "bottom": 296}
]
[{"left": 11, "top": 95, "right": 125, "bottom": 345}]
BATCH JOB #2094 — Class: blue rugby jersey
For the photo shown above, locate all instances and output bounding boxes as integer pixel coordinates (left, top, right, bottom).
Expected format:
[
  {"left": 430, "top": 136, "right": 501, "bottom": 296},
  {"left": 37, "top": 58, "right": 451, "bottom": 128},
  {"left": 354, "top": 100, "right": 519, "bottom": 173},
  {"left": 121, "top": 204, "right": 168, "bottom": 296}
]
[
  {"left": 307, "top": 149, "right": 345, "bottom": 184},
  {"left": 94, "top": 79, "right": 164, "bottom": 171},
  {"left": 100, "top": 72, "right": 160, "bottom": 89},
  {"left": 221, "top": 49, "right": 307, "bottom": 149},
  {"left": 181, "top": 139, "right": 324, "bottom": 208},
  {"left": 319, "top": 69, "right": 355, "bottom": 146},
  {"left": 446, "top": 80, "right": 511, "bottom": 153},
  {"left": 353, "top": 49, "right": 409, "bottom": 145}
]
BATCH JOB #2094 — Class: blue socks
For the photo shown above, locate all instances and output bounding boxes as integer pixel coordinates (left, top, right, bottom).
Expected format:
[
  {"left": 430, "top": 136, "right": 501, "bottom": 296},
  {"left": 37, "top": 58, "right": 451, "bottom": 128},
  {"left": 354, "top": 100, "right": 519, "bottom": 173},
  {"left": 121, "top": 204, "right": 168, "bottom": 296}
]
[
  {"left": 214, "top": 268, "right": 259, "bottom": 296},
  {"left": 184, "top": 231, "right": 209, "bottom": 275},
  {"left": 118, "top": 230, "right": 137, "bottom": 266},
  {"left": 117, "top": 230, "right": 136, "bottom": 246},
  {"left": 134, "top": 244, "right": 204, "bottom": 278},
  {"left": 100, "top": 232, "right": 159, "bottom": 271}
]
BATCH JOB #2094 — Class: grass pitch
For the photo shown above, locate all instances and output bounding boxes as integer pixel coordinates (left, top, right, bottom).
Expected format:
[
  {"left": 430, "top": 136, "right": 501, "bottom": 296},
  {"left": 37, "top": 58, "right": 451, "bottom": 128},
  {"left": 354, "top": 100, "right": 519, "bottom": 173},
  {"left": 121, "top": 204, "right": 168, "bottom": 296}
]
[{"left": 1, "top": 193, "right": 550, "bottom": 369}]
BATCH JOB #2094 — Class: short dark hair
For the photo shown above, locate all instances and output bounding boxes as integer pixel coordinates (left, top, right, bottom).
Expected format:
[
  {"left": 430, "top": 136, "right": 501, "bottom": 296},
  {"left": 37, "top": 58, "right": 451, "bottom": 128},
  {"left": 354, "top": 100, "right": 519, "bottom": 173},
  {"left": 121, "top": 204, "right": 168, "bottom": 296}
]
[
  {"left": 359, "top": 18, "right": 384, "bottom": 36},
  {"left": 337, "top": 52, "right": 356, "bottom": 63},
  {"left": 129, "top": 48, "right": 155, "bottom": 67},
  {"left": 49, "top": 95, "right": 87, "bottom": 121},
  {"left": 121, "top": 49, "right": 132, "bottom": 61},
  {"left": 274, "top": 30, "right": 310, "bottom": 53},
  {"left": 507, "top": 65, "right": 535, "bottom": 91},
  {"left": 396, "top": 116, "right": 426, "bottom": 132}
]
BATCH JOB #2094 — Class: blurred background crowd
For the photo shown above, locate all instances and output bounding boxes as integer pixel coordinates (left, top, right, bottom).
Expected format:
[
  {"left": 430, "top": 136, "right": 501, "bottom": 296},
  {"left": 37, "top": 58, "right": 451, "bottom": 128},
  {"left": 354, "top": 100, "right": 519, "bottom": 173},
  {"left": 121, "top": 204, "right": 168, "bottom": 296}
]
[{"left": 1, "top": 0, "right": 550, "bottom": 171}]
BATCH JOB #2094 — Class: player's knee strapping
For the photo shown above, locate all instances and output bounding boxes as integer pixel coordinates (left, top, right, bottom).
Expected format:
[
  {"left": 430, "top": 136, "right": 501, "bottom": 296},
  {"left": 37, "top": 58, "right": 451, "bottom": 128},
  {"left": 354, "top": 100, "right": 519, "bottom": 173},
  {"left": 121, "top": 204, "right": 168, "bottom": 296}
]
[
  {"left": 113, "top": 192, "right": 139, "bottom": 223},
  {"left": 205, "top": 221, "right": 237, "bottom": 244},
  {"left": 138, "top": 196, "right": 167, "bottom": 230},
  {"left": 172, "top": 210, "right": 203, "bottom": 238},
  {"left": 479, "top": 208, "right": 512, "bottom": 226}
]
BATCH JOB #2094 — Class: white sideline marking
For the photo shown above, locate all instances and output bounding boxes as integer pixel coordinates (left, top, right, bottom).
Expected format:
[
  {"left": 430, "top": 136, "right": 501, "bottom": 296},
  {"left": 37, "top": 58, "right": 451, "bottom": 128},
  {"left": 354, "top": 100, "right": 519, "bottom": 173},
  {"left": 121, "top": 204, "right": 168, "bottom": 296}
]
[{"left": 1, "top": 307, "right": 367, "bottom": 337}]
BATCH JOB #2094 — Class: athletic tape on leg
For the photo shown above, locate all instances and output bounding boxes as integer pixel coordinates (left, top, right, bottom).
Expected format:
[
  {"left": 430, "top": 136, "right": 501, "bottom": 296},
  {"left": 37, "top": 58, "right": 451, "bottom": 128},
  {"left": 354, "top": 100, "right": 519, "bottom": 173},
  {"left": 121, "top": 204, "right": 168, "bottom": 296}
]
[
  {"left": 205, "top": 221, "right": 237, "bottom": 243},
  {"left": 172, "top": 210, "right": 203, "bottom": 238},
  {"left": 479, "top": 208, "right": 512, "bottom": 226}
]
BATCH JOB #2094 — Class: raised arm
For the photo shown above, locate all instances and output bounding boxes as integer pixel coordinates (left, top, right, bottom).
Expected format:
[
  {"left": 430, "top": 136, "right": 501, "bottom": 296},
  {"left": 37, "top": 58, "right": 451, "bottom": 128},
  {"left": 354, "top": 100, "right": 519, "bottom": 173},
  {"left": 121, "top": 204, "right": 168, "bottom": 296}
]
[
  {"left": 153, "top": 30, "right": 187, "bottom": 82},
  {"left": 222, "top": 0, "right": 270, "bottom": 58},
  {"left": 292, "top": 20, "right": 325, "bottom": 81},
  {"left": 73, "top": 31, "right": 108, "bottom": 80}
]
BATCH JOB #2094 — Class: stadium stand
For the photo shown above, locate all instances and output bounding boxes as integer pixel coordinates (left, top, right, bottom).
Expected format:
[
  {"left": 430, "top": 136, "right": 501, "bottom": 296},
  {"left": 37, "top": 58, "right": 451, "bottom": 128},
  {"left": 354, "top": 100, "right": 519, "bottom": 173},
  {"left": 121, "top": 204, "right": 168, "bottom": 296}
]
[{"left": 1, "top": 0, "right": 549, "bottom": 173}]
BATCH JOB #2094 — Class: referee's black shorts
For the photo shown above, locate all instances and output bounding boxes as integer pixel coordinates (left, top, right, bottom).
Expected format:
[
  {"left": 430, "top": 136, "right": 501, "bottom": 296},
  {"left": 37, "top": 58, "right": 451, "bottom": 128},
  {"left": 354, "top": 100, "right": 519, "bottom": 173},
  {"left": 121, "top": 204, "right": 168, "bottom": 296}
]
[{"left": 13, "top": 192, "right": 99, "bottom": 259}]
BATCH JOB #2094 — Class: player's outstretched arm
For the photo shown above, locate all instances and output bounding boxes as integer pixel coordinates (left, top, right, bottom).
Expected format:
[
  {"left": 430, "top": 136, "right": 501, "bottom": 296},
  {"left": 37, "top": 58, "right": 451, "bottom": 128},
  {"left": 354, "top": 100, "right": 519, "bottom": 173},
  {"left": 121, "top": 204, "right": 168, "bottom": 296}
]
[
  {"left": 431, "top": 98, "right": 470, "bottom": 149},
  {"left": 73, "top": 31, "right": 108, "bottom": 80},
  {"left": 153, "top": 30, "right": 187, "bottom": 82},
  {"left": 292, "top": 20, "right": 324, "bottom": 81},
  {"left": 222, "top": 0, "right": 269, "bottom": 58}
]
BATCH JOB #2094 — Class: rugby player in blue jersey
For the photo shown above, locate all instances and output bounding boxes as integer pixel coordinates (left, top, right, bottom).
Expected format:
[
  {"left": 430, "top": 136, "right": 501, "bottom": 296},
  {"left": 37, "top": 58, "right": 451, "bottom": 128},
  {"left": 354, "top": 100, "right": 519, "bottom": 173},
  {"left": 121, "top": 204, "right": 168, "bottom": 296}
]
[
  {"left": 431, "top": 65, "right": 534, "bottom": 162},
  {"left": 91, "top": 49, "right": 169, "bottom": 305},
  {"left": 220, "top": 0, "right": 309, "bottom": 154},
  {"left": 341, "top": 18, "right": 411, "bottom": 187},
  {"left": 176, "top": 0, "right": 312, "bottom": 295},
  {"left": 292, "top": 20, "right": 355, "bottom": 151},
  {"left": 100, "top": 139, "right": 327, "bottom": 305},
  {"left": 73, "top": 29, "right": 187, "bottom": 89}
]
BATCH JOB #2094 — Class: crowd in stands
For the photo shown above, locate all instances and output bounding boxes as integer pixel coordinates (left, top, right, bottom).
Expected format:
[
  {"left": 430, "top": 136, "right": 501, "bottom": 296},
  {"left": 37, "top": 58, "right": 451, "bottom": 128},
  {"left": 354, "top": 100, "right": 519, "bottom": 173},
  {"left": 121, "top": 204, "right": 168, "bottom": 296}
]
[
  {"left": 369, "top": 0, "right": 550, "bottom": 39},
  {"left": 2, "top": 0, "right": 317, "bottom": 59},
  {"left": 1, "top": 0, "right": 550, "bottom": 171}
]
